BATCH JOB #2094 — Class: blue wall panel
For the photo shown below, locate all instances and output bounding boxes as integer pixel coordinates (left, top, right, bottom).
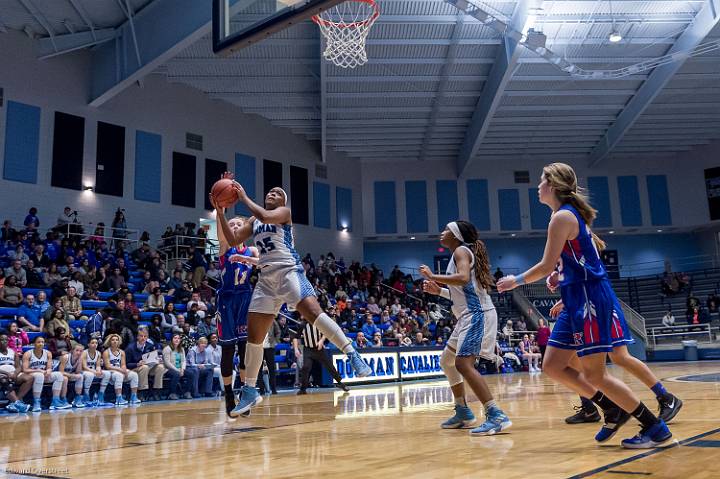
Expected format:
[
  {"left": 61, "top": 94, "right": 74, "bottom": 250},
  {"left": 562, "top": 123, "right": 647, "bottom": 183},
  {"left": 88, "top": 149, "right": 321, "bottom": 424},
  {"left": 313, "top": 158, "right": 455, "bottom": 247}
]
[
  {"left": 646, "top": 175, "right": 672, "bottom": 226},
  {"left": 617, "top": 176, "right": 643, "bottom": 227},
  {"left": 528, "top": 188, "right": 549, "bottom": 230},
  {"left": 374, "top": 181, "right": 397, "bottom": 234},
  {"left": 313, "top": 182, "right": 330, "bottom": 229},
  {"left": 436, "top": 180, "right": 459, "bottom": 231},
  {"left": 3, "top": 100, "right": 40, "bottom": 184},
  {"left": 466, "top": 179, "right": 491, "bottom": 231},
  {"left": 587, "top": 176, "right": 613, "bottom": 228},
  {"left": 405, "top": 180, "right": 428, "bottom": 233},
  {"left": 498, "top": 189, "right": 521, "bottom": 231},
  {"left": 336, "top": 187, "right": 353, "bottom": 232},
  {"left": 133, "top": 130, "right": 162, "bottom": 202},
  {"left": 234, "top": 153, "right": 256, "bottom": 216}
]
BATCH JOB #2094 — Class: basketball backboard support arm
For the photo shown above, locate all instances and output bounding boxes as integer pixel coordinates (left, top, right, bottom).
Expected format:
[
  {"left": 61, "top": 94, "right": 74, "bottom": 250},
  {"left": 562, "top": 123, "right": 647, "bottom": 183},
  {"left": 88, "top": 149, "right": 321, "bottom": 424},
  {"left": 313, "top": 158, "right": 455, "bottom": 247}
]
[{"left": 212, "top": 0, "right": 346, "bottom": 56}]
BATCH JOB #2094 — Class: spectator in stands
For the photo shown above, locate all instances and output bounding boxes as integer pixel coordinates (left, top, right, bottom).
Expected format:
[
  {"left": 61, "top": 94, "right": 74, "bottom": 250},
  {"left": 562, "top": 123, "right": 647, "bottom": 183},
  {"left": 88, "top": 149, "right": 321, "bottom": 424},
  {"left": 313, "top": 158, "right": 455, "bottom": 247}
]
[
  {"left": 662, "top": 307, "right": 675, "bottom": 328},
  {"left": 366, "top": 296, "right": 381, "bottom": 315},
  {"left": 48, "top": 326, "right": 72, "bottom": 357},
  {"left": 398, "top": 333, "right": 412, "bottom": 347},
  {"left": 49, "top": 277, "right": 69, "bottom": 303},
  {"left": 111, "top": 209, "right": 128, "bottom": 248},
  {"left": 687, "top": 306, "right": 702, "bottom": 325},
  {"left": 23, "top": 260, "right": 44, "bottom": 288},
  {"left": 61, "top": 286, "right": 83, "bottom": 320},
  {"left": 103, "top": 267, "right": 127, "bottom": 292},
  {"left": 494, "top": 267, "right": 505, "bottom": 282},
  {"left": 148, "top": 315, "right": 165, "bottom": 347},
  {"left": 7, "top": 322, "right": 29, "bottom": 355},
  {"left": 276, "top": 315, "right": 292, "bottom": 343},
  {"left": 5, "top": 260, "right": 27, "bottom": 287},
  {"left": 67, "top": 272, "right": 84, "bottom": 298},
  {"left": 23, "top": 207, "right": 40, "bottom": 233},
  {"left": 353, "top": 331, "right": 370, "bottom": 350},
  {"left": 361, "top": 314, "right": 379, "bottom": 338},
  {"left": 174, "top": 281, "right": 193, "bottom": 305},
  {"left": 179, "top": 322, "right": 196, "bottom": 351},
  {"left": 707, "top": 294, "right": 720, "bottom": 320},
  {"left": 160, "top": 303, "right": 178, "bottom": 332},
  {"left": 686, "top": 291, "right": 700, "bottom": 315},
  {"left": 29, "top": 245, "right": 49, "bottom": 269},
  {"left": 205, "top": 262, "right": 221, "bottom": 283},
  {"left": 46, "top": 307, "right": 74, "bottom": 340},
  {"left": 371, "top": 332, "right": 383, "bottom": 348},
  {"left": 197, "top": 278, "right": 214, "bottom": 304},
  {"left": 520, "top": 334, "right": 541, "bottom": 372},
  {"left": 58, "top": 256, "right": 76, "bottom": 277},
  {"left": 8, "top": 245, "right": 29, "bottom": 266},
  {"left": 413, "top": 332, "right": 427, "bottom": 347},
  {"left": 106, "top": 318, "right": 134, "bottom": 348},
  {"left": 0, "top": 275, "right": 23, "bottom": 307},
  {"left": 167, "top": 270, "right": 183, "bottom": 296},
  {"left": 125, "top": 326, "right": 166, "bottom": 401},
  {"left": 187, "top": 292, "right": 208, "bottom": 313},
  {"left": 391, "top": 298, "right": 402, "bottom": 315},
  {"left": 1, "top": 220, "right": 15, "bottom": 242},
  {"left": 536, "top": 318, "right": 550, "bottom": 358},
  {"left": 207, "top": 333, "right": 227, "bottom": 394},
  {"left": 144, "top": 287, "right": 165, "bottom": 312},
  {"left": 162, "top": 333, "right": 194, "bottom": 400},
  {"left": 197, "top": 312, "right": 217, "bottom": 338},
  {"left": 188, "top": 245, "right": 208, "bottom": 288},
  {"left": 36, "top": 290, "right": 50, "bottom": 315},
  {"left": 156, "top": 270, "right": 170, "bottom": 292},
  {"left": 501, "top": 320, "right": 514, "bottom": 340},
  {"left": 187, "top": 337, "right": 215, "bottom": 398},
  {"left": 17, "top": 294, "right": 43, "bottom": 332},
  {"left": 44, "top": 263, "right": 62, "bottom": 287},
  {"left": 514, "top": 318, "right": 527, "bottom": 332}
]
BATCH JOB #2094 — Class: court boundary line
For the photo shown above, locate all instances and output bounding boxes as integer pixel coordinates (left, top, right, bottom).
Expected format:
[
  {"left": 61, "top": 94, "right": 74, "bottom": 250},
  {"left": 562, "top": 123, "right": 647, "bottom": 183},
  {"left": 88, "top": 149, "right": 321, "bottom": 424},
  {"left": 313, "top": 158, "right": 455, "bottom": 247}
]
[{"left": 567, "top": 426, "right": 720, "bottom": 478}]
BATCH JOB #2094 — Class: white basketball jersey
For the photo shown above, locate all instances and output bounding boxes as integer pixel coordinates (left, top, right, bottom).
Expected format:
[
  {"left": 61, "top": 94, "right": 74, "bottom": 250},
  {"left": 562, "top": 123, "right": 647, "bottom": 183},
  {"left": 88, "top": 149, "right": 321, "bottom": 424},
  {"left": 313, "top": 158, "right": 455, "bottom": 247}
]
[
  {"left": 65, "top": 354, "right": 78, "bottom": 373},
  {"left": 29, "top": 350, "right": 49, "bottom": 370},
  {"left": 108, "top": 349, "right": 122, "bottom": 368},
  {"left": 446, "top": 245, "right": 495, "bottom": 318},
  {"left": 0, "top": 350, "right": 15, "bottom": 374},
  {"left": 85, "top": 350, "right": 101, "bottom": 369},
  {"left": 252, "top": 220, "right": 302, "bottom": 269}
]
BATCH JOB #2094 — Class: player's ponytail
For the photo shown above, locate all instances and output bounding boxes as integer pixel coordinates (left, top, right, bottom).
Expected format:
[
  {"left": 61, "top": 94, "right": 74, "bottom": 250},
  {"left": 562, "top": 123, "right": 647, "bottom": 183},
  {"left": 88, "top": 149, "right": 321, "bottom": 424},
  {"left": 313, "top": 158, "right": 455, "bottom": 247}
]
[
  {"left": 455, "top": 220, "right": 494, "bottom": 290},
  {"left": 543, "top": 163, "right": 599, "bottom": 226}
]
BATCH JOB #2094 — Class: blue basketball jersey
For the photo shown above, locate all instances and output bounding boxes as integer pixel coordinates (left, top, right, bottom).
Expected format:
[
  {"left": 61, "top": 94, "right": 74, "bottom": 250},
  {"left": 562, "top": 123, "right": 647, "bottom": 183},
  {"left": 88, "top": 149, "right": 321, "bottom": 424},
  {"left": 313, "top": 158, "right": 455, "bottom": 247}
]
[
  {"left": 557, "top": 204, "right": 607, "bottom": 287},
  {"left": 219, "top": 247, "right": 253, "bottom": 293}
]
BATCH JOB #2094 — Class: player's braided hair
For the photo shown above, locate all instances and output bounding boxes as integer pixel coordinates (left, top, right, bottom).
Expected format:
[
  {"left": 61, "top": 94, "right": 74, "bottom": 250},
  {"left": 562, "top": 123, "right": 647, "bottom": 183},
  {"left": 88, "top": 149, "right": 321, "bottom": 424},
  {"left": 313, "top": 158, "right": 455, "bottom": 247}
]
[{"left": 455, "top": 220, "right": 494, "bottom": 291}]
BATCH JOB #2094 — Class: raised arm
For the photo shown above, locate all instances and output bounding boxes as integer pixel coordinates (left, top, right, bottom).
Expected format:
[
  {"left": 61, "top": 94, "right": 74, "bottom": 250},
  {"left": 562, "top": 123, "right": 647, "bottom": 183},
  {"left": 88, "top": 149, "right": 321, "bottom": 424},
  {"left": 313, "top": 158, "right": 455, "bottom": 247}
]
[{"left": 213, "top": 196, "right": 254, "bottom": 249}]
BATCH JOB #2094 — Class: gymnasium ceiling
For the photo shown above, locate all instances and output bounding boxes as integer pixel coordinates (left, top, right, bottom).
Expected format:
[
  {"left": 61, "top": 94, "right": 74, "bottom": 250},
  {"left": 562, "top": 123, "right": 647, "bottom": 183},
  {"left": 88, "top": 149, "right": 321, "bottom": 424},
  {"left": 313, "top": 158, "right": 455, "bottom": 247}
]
[{"left": 3, "top": 0, "right": 720, "bottom": 174}]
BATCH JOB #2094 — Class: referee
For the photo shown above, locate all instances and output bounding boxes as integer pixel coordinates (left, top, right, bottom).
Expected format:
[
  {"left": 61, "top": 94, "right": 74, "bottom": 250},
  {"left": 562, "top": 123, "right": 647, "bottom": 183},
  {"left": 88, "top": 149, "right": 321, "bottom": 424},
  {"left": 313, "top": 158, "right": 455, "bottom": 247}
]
[{"left": 293, "top": 318, "right": 349, "bottom": 394}]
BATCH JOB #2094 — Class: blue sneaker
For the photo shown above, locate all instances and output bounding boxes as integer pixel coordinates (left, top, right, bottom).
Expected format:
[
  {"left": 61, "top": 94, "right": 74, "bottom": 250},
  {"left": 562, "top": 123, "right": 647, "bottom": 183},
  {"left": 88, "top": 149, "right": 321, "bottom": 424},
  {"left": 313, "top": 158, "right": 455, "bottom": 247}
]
[
  {"left": 50, "top": 398, "right": 70, "bottom": 410},
  {"left": 115, "top": 397, "right": 129, "bottom": 406},
  {"left": 230, "top": 385, "right": 263, "bottom": 418},
  {"left": 32, "top": 399, "right": 41, "bottom": 412},
  {"left": 622, "top": 420, "right": 672, "bottom": 449},
  {"left": 595, "top": 408, "right": 631, "bottom": 443},
  {"left": 96, "top": 392, "right": 105, "bottom": 405},
  {"left": 470, "top": 407, "right": 512, "bottom": 436},
  {"left": 13, "top": 401, "right": 28, "bottom": 413},
  {"left": 129, "top": 394, "right": 141, "bottom": 405},
  {"left": 441, "top": 404, "right": 476, "bottom": 429},
  {"left": 72, "top": 396, "right": 86, "bottom": 408},
  {"left": 348, "top": 351, "right": 372, "bottom": 378}
]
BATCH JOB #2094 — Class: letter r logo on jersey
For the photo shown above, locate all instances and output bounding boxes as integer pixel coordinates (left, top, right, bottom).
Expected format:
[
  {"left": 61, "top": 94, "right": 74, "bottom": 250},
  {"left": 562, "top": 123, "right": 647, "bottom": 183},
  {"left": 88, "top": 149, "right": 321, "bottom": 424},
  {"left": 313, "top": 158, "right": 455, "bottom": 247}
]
[{"left": 573, "top": 332, "right": 584, "bottom": 346}]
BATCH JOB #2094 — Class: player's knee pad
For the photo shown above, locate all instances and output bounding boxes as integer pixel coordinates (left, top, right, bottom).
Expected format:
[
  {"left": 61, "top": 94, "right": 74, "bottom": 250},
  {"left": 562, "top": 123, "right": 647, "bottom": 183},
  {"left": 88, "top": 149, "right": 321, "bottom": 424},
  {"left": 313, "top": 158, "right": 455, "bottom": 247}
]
[{"left": 440, "top": 348, "right": 463, "bottom": 387}]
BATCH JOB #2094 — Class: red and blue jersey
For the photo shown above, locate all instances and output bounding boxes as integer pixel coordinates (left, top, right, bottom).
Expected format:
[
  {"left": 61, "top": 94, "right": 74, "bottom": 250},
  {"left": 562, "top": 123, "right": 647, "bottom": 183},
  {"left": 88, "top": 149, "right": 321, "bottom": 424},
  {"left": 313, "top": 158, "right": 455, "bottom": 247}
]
[
  {"left": 219, "top": 246, "right": 253, "bottom": 294},
  {"left": 557, "top": 204, "right": 607, "bottom": 287}
]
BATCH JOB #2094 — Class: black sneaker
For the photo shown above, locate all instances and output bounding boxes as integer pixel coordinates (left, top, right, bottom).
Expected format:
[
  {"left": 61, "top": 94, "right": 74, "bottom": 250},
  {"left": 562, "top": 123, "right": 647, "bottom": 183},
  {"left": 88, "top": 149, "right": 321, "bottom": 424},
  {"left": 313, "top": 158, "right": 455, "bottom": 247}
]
[
  {"left": 297, "top": 389, "right": 307, "bottom": 395},
  {"left": 658, "top": 394, "right": 683, "bottom": 423},
  {"left": 340, "top": 384, "right": 350, "bottom": 393},
  {"left": 595, "top": 407, "right": 631, "bottom": 443},
  {"left": 224, "top": 391, "right": 236, "bottom": 418},
  {"left": 565, "top": 405, "right": 601, "bottom": 424}
]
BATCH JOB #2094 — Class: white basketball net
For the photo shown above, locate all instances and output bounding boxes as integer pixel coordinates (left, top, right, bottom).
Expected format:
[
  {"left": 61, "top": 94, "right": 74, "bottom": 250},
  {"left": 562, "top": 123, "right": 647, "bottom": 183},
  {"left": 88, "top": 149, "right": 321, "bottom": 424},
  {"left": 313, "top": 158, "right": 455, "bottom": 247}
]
[{"left": 313, "top": 0, "right": 379, "bottom": 69}]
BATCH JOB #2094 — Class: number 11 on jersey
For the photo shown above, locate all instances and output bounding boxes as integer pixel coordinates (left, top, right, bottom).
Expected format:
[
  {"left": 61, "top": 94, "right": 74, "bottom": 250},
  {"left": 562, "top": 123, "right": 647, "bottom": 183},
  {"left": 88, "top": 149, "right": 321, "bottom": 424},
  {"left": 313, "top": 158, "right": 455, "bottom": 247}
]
[{"left": 234, "top": 268, "right": 248, "bottom": 286}]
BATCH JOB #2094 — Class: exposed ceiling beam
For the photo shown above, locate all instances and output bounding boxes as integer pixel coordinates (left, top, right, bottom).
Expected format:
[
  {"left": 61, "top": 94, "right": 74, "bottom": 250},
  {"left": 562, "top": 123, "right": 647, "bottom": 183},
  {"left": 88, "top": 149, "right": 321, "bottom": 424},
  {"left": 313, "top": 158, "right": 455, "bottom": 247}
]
[
  {"left": 456, "top": 0, "right": 542, "bottom": 176},
  {"left": 587, "top": 0, "right": 720, "bottom": 166},
  {"left": 89, "top": 0, "right": 253, "bottom": 107},
  {"left": 36, "top": 28, "right": 116, "bottom": 59}
]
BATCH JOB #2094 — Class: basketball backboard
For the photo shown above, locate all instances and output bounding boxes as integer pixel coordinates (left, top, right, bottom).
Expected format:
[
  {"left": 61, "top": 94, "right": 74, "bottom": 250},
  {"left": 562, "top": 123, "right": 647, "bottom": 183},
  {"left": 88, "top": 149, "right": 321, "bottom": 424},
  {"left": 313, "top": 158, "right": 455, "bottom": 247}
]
[{"left": 212, "top": 0, "right": 346, "bottom": 56}]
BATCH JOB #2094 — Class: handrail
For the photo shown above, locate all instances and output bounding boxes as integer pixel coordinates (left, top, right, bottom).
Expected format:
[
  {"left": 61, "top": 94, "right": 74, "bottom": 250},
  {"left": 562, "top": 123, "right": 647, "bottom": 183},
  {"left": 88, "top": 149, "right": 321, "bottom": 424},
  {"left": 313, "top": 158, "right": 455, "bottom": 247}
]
[
  {"left": 157, "top": 235, "right": 219, "bottom": 262},
  {"left": 647, "top": 323, "right": 714, "bottom": 347},
  {"left": 617, "top": 299, "right": 647, "bottom": 344},
  {"left": 53, "top": 222, "right": 140, "bottom": 239},
  {"left": 618, "top": 254, "right": 719, "bottom": 277}
]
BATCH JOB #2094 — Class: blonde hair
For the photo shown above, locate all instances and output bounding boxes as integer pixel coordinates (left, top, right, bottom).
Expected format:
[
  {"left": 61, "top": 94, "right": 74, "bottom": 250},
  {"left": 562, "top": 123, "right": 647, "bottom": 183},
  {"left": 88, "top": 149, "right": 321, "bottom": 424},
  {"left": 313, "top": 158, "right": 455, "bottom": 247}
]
[
  {"left": 543, "top": 162, "right": 606, "bottom": 251},
  {"left": 103, "top": 333, "right": 122, "bottom": 349}
]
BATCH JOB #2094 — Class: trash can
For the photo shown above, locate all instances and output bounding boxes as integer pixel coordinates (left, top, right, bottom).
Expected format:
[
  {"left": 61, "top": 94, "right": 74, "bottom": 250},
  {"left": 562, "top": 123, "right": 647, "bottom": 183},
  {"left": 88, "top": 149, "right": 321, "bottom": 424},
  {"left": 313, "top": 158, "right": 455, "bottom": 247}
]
[{"left": 682, "top": 340, "right": 699, "bottom": 361}]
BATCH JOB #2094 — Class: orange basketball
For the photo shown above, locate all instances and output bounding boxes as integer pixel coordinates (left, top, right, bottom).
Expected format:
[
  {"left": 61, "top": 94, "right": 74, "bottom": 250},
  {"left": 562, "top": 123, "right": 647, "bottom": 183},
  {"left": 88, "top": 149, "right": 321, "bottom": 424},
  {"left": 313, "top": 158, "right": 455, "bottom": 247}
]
[{"left": 211, "top": 178, "right": 238, "bottom": 208}]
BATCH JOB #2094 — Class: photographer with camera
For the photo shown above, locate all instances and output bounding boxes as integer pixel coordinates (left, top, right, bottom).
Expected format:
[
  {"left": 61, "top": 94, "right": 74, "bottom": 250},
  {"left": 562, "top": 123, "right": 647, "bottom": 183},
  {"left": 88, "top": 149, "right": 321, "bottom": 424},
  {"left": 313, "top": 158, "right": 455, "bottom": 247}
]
[{"left": 55, "top": 207, "right": 83, "bottom": 236}]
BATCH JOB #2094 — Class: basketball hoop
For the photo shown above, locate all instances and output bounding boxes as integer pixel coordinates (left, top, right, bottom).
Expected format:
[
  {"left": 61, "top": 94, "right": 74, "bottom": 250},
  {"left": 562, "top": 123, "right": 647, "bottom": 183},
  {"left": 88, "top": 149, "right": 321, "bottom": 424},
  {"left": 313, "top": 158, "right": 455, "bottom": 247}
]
[{"left": 312, "top": 0, "right": 379, "bottom": 69}]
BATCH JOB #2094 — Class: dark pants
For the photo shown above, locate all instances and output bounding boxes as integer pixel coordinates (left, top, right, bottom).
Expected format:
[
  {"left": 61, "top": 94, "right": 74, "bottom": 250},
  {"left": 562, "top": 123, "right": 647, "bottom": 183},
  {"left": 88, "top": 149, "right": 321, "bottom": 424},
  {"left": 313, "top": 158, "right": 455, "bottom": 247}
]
[
  {"left": 194, "top": 366, "right": 213, "bottom": 395},
  {"left": 182, "top": 368, "right": 200, "bottom": 396},
  {"left": 165, "top": 369, "right": 180, "bottom": 394},
  {"left": 258, "top": 347, "right": 277, "bottom": 394},
  {"left": 300, "top": 348, "right": 343, "bottom": 390}
]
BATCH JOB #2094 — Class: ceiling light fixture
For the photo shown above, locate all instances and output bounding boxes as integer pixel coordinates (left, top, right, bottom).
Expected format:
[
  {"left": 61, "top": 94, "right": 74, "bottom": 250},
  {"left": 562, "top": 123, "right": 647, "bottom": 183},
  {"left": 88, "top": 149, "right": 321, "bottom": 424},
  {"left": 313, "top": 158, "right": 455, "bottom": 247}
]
[{"left": 608, "top": 0, "right": 622, "bottom": 42}]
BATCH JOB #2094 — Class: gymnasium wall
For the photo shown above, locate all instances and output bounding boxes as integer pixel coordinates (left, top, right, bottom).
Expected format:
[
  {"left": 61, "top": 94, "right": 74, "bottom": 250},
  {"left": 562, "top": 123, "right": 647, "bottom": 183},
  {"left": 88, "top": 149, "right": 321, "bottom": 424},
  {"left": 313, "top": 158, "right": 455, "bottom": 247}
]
[
  {"left": 364, "top": 232, "right": 718, "bottom": 279},
  {"left": 362, "top": 156, "right": 720, "bottom": 237},
  {"left": 0, "top": 31, "right": 362, "bottom": 261}
]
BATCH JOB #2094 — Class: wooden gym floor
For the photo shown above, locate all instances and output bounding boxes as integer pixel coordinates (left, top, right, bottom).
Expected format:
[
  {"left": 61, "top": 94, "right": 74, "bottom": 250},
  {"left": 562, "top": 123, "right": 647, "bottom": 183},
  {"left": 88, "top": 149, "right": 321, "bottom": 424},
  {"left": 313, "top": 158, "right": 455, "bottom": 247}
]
[{"left": 2, "top": 361, "right": 720, "bottom": 479}]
